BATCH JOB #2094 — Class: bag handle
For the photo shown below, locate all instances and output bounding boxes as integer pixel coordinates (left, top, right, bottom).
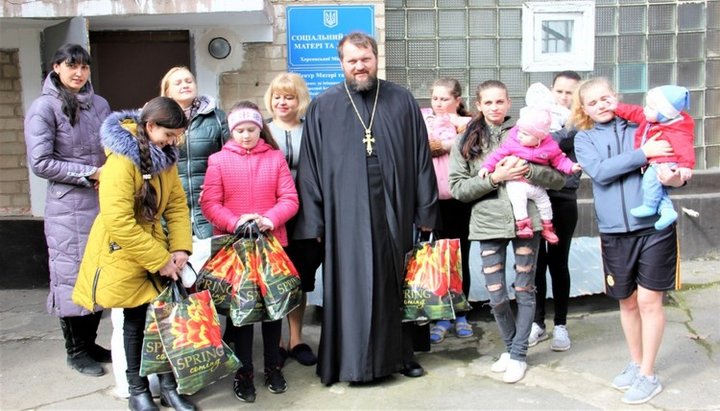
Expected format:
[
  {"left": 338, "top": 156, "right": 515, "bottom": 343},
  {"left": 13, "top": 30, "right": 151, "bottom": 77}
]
[
  {"left": 236, "top": 220, "right": 262, "bottom": 239},
  {"left": 169, "top": 279, "right": 189, "bottom": 302}
]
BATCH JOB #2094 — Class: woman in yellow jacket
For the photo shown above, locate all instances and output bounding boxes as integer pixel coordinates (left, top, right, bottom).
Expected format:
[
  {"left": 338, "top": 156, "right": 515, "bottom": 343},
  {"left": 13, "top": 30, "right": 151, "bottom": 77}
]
[{"left": 73, "top": 96, "right": 194, "bottom": 411}]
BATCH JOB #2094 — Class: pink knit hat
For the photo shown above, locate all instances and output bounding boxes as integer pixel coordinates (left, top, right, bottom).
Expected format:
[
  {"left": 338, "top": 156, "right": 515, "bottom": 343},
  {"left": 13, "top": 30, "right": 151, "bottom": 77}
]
[
  {"left": 228, "top": 108, "right": 264, "bottom": 132},
  {"left": 517, "top": 106, "right": 552, "bottom": 139}
]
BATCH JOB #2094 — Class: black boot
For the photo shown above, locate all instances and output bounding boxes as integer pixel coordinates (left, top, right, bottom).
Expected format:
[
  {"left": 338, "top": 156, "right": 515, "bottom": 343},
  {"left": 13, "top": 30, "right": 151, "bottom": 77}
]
[
  {"left": 59, "top": 316, "right": 104, "bottom": 376},
  {"left": 83, "top": 311, "right": 112, "bottom": 363},
  {"left": 158, "top": 372, "right": 196, "bottom": 411},
  {"left": 128, "top": 373, "right": 159, "bottom": 411}
]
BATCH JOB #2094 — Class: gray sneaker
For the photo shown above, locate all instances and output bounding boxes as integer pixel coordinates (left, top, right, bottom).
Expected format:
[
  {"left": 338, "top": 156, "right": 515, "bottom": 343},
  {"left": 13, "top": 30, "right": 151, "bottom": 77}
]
[
  {"left": 550, "top": 325, "right": 571, "bottom": 351},
  {"left": 622, "top": 374, "right": 662, "bottom": 404},
  {"left": 528, "top": 322, "right": 548, "bottom": 347},
  {"left": 612, "top": 362, "right": 640, "bottom": 391}
]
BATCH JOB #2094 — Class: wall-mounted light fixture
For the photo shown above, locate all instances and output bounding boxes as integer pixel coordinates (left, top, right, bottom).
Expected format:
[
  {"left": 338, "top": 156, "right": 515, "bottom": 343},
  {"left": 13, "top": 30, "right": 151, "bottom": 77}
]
[{"left": 208, "top": 37, "right": 231, "bottom": 60}]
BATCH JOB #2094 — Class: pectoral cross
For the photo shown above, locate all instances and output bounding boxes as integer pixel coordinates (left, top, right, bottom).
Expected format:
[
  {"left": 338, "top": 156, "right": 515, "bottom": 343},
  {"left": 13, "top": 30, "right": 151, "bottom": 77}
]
[{"left": 363, "top": 129, "right": 375, "bottom": 156}]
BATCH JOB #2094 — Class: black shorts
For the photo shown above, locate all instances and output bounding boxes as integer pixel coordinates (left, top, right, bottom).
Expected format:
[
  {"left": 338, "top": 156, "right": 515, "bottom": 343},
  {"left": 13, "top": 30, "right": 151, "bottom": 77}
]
[
  {"left": 284, "top": 239, "right": 322, "bottom": 292},
  {"left": 600, "top": 225, "right": 679, "bottom": 300}
]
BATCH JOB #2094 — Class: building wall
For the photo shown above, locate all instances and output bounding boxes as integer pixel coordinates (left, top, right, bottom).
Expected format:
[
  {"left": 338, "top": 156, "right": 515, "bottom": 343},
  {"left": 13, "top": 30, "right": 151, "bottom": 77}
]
[
  {"left": 219, "top": 0, "right": 386, "bottom": 115},
  {"left": 0, "top": 49, "right": 30, "bottom": 216}
]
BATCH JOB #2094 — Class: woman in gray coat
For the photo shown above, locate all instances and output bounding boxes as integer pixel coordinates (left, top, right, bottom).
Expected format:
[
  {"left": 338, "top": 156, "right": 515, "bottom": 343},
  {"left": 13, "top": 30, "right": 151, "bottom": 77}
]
[{"left": 24, "top": 44, "right": 111, "bottom": 376}]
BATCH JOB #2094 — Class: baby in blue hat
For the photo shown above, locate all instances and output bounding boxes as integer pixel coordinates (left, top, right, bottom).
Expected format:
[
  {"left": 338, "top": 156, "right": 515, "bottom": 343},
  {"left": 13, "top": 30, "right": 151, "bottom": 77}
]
[{"left": 609, "top": 85, "right": 695, "bottom": 230}]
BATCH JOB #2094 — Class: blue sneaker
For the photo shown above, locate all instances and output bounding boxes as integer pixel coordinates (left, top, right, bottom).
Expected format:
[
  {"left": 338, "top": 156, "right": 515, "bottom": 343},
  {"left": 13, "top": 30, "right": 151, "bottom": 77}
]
[
  {"left": 655, "top": 208, "right": 678, "bottom": 230},
  {"left": 612, "top": 362, "right": 639, "bottom": 391},
  {"left": 622, "top": 374, "right": 662, "bottom": 404},
  {"left": 630, "top": 204, "right": 657, "bottom": 218}
]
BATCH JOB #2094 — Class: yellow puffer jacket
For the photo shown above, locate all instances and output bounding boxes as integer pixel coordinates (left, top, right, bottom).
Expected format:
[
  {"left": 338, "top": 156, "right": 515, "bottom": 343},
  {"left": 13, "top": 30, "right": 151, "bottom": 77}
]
[{"left": 73, "top": 111, "right": 192, "bottom": 310}]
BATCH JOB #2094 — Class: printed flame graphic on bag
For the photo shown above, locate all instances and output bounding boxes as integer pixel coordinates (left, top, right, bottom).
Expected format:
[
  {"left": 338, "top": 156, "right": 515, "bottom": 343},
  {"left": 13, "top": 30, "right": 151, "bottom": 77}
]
[
  {"left": 406, "top": 242, "right": 449, "bottom": 295},
  {"left": 200, "top": 244, "right": 244, "bottom": 282},
  {"left": 263, "top": 236, "right": 299, "bottom": 277},
  {"left": 168, "top": 291, "right": 223, "bottom": 350}
]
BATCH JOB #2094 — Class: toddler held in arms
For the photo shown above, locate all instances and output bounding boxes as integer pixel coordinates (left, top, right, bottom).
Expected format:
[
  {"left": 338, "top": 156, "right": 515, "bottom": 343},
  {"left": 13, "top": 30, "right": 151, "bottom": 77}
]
[
  {"left": 479, "top": 107, "right": 581, "bottom": 244},
  {"left": 609, "top": 85, "right": 694, "bottom": 230}
]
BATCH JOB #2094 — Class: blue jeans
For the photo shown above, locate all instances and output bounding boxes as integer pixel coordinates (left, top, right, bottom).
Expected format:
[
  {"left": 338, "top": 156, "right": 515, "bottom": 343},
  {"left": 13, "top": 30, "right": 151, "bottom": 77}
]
[
  {"left": 479, "top": 235, "right": 540, "bottom": 361},
  {"left": 642, "top": 163, "right": 675, "bottom": 213}
]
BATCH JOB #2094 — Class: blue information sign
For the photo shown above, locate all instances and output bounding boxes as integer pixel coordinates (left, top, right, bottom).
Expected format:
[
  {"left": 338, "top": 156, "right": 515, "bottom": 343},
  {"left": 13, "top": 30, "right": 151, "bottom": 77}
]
[{"left": 286, "top": 5, "right": 375, "bottom": 97}]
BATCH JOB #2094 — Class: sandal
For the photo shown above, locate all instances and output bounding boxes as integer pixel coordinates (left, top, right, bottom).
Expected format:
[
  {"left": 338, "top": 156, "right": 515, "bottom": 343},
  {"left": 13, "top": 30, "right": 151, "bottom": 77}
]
[
  {"left": 430, "top": 321, "right": 452, "bottom": 344},
  {"left": 454, "top": 320, "right": 474, "bottom": 338}
]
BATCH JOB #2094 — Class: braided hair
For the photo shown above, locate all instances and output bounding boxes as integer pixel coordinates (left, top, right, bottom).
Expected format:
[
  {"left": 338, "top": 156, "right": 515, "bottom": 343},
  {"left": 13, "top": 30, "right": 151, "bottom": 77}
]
[
  {"left": 431, "top": 78, "right": 471, "bottom": 117},
  {"left": 134, "top": 96, "right": 188, "bottom": 222},
  {"left": 459, "top": 80, "right": 508, "bottom": 160},
  {"left": 49, "top": 44, "right": 92, "bottom": 126}
]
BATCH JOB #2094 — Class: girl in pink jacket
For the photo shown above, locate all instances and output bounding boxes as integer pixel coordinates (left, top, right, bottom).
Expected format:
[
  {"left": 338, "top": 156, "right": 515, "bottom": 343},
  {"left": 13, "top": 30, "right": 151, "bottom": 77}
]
[
  {"left": 200, "top": 101, "right": 298, "bottom": 403},
  {"left": 480, "top": 107, "right": 581, "bottom": 244}
]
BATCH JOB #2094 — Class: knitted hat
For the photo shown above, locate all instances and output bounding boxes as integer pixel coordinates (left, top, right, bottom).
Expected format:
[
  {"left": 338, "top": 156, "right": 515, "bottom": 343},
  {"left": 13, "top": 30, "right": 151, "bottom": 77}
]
[
  {"left": 228, "top": 108, "right": 264, "bottom": 132},
  {"left": 517, "top": 106, "right": 552, "bottom": 139},
  {"left": 646, "top": 85, "right": 690, "bottom": 122},
  {"left": 525, "top": 82, "right": 555, "bottom": 110}
]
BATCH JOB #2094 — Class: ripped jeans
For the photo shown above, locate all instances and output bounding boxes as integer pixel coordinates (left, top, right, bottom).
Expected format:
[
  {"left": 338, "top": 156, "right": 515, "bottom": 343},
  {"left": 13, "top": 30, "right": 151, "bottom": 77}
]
[{"left": 480, "top": 235, "right": 540, "bottom": 361}]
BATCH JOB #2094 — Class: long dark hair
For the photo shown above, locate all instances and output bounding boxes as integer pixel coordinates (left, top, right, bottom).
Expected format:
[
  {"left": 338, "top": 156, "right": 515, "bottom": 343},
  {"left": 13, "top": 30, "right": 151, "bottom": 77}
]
[
  {"left": 229, "top": 101, "right": 279, "bottom": 149},
  {"left": 431, "top": 78, "right": 470, "bottom": 117},
  {"left": 134, "top": 96, "right": 188, "bottom": 222},
  {"left": 49, "top": 44, "right": 92, "bottom": 126},
  {"left": 459, "top": 80, "right": 508, "bottom": 160}
]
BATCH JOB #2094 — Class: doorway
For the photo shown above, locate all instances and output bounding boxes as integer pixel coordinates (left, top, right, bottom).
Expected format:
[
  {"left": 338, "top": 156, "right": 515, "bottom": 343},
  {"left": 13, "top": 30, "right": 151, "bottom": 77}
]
[{"left": 89, "top": 30, "right": 191, "bottom": 111}]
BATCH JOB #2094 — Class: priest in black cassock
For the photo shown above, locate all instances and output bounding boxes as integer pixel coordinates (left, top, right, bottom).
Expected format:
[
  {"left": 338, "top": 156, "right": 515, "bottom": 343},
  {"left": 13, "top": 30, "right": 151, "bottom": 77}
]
[{"left": 293, "top": 32, "right": 440, "bottom": 385}]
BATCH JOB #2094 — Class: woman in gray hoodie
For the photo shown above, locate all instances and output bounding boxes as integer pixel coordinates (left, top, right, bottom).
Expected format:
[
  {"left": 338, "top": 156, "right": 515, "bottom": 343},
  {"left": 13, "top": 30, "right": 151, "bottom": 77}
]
[{"left": 24, "top": 43, "right": 111, "bottom": 376}]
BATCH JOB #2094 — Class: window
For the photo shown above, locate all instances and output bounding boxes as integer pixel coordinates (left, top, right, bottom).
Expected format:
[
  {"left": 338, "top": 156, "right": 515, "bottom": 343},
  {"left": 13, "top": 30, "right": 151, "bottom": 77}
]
[{"left": 522, "top": 1, "right": 595, "bottom": 72}]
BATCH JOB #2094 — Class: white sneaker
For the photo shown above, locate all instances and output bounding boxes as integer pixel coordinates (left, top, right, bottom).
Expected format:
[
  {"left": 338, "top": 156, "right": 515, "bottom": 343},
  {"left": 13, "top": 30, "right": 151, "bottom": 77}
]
[
  {"left": 503, "top": 359, "right": 527, "bottom": 383},
  {"left": 551, "top": 325, "right": 571, "bottom": 351},
  {"left": 528, "top": 322, "right": 548, "bottom": 347},
  {"left": 491, "top": 353, "right": 510, "bottom": 373}
]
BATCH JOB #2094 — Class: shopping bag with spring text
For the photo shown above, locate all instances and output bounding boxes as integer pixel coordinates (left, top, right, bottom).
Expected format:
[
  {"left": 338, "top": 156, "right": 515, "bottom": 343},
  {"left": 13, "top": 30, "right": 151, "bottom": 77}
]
[
  {"left": 446, "top": 238, "right": 472, "bottom": 313},
  {"left": 195, "top": 234, "right": 241, "bottom": 315},
  {"left": 139, "top": 284, "right": 173, "bottom": 377},
  {"left": 153, "top": 281, "right": 240, "bottom": 395},
  {"left": 253, "top": 231, "right": 302, "bottom": 321},
  {"left": 402, "top": 237, "right": 455, "bottom": 322}
]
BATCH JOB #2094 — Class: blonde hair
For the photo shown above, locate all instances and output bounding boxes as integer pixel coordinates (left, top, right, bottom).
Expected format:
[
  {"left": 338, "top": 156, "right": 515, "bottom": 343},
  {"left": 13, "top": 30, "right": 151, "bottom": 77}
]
[
  {"left": 160, "top": 66, "right": 194, "bottom": 97},
  {"left": 264, "top": 73, "right": 311, "bottom": 122},
  {"left": 567, "top": 77, "right": 616, "bottom": 131}
]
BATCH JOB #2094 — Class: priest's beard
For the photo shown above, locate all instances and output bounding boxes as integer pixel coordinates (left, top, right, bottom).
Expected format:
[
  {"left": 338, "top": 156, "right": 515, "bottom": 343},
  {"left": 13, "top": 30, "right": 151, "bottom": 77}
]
[{"left": 347, "top": 75, "right": 377, "bottom": 92}]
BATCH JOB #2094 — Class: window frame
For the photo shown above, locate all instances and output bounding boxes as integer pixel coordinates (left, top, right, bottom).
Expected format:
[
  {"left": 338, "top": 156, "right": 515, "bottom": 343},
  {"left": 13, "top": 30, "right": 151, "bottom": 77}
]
[{"left": 521, "top": 1, "right": 595, "bottom": 72}]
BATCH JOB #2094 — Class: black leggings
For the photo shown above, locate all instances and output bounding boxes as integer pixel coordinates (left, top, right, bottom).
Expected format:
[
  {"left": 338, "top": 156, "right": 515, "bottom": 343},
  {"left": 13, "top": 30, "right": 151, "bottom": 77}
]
[
  {"left": 534, "top": 196, "right": 578, "bottom": 327},
  {"left": 123, "top": 304, "right": 149, "bottom": 378},
  {"left": 227, "top": 318, "right": 282, "bottom": 372}
]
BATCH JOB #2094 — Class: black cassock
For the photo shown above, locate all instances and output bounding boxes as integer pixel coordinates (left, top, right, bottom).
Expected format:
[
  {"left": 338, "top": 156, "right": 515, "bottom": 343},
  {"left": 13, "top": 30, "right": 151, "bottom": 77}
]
[{"left": 294, "top": 80, "right": 439, "bottom": 384}]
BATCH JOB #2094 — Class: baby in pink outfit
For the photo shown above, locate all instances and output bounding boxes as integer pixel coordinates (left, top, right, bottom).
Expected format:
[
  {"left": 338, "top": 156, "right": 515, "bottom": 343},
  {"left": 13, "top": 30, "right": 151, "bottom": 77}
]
[{"left": 479, "top": 107, "right": 581, "bottom": 244}]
